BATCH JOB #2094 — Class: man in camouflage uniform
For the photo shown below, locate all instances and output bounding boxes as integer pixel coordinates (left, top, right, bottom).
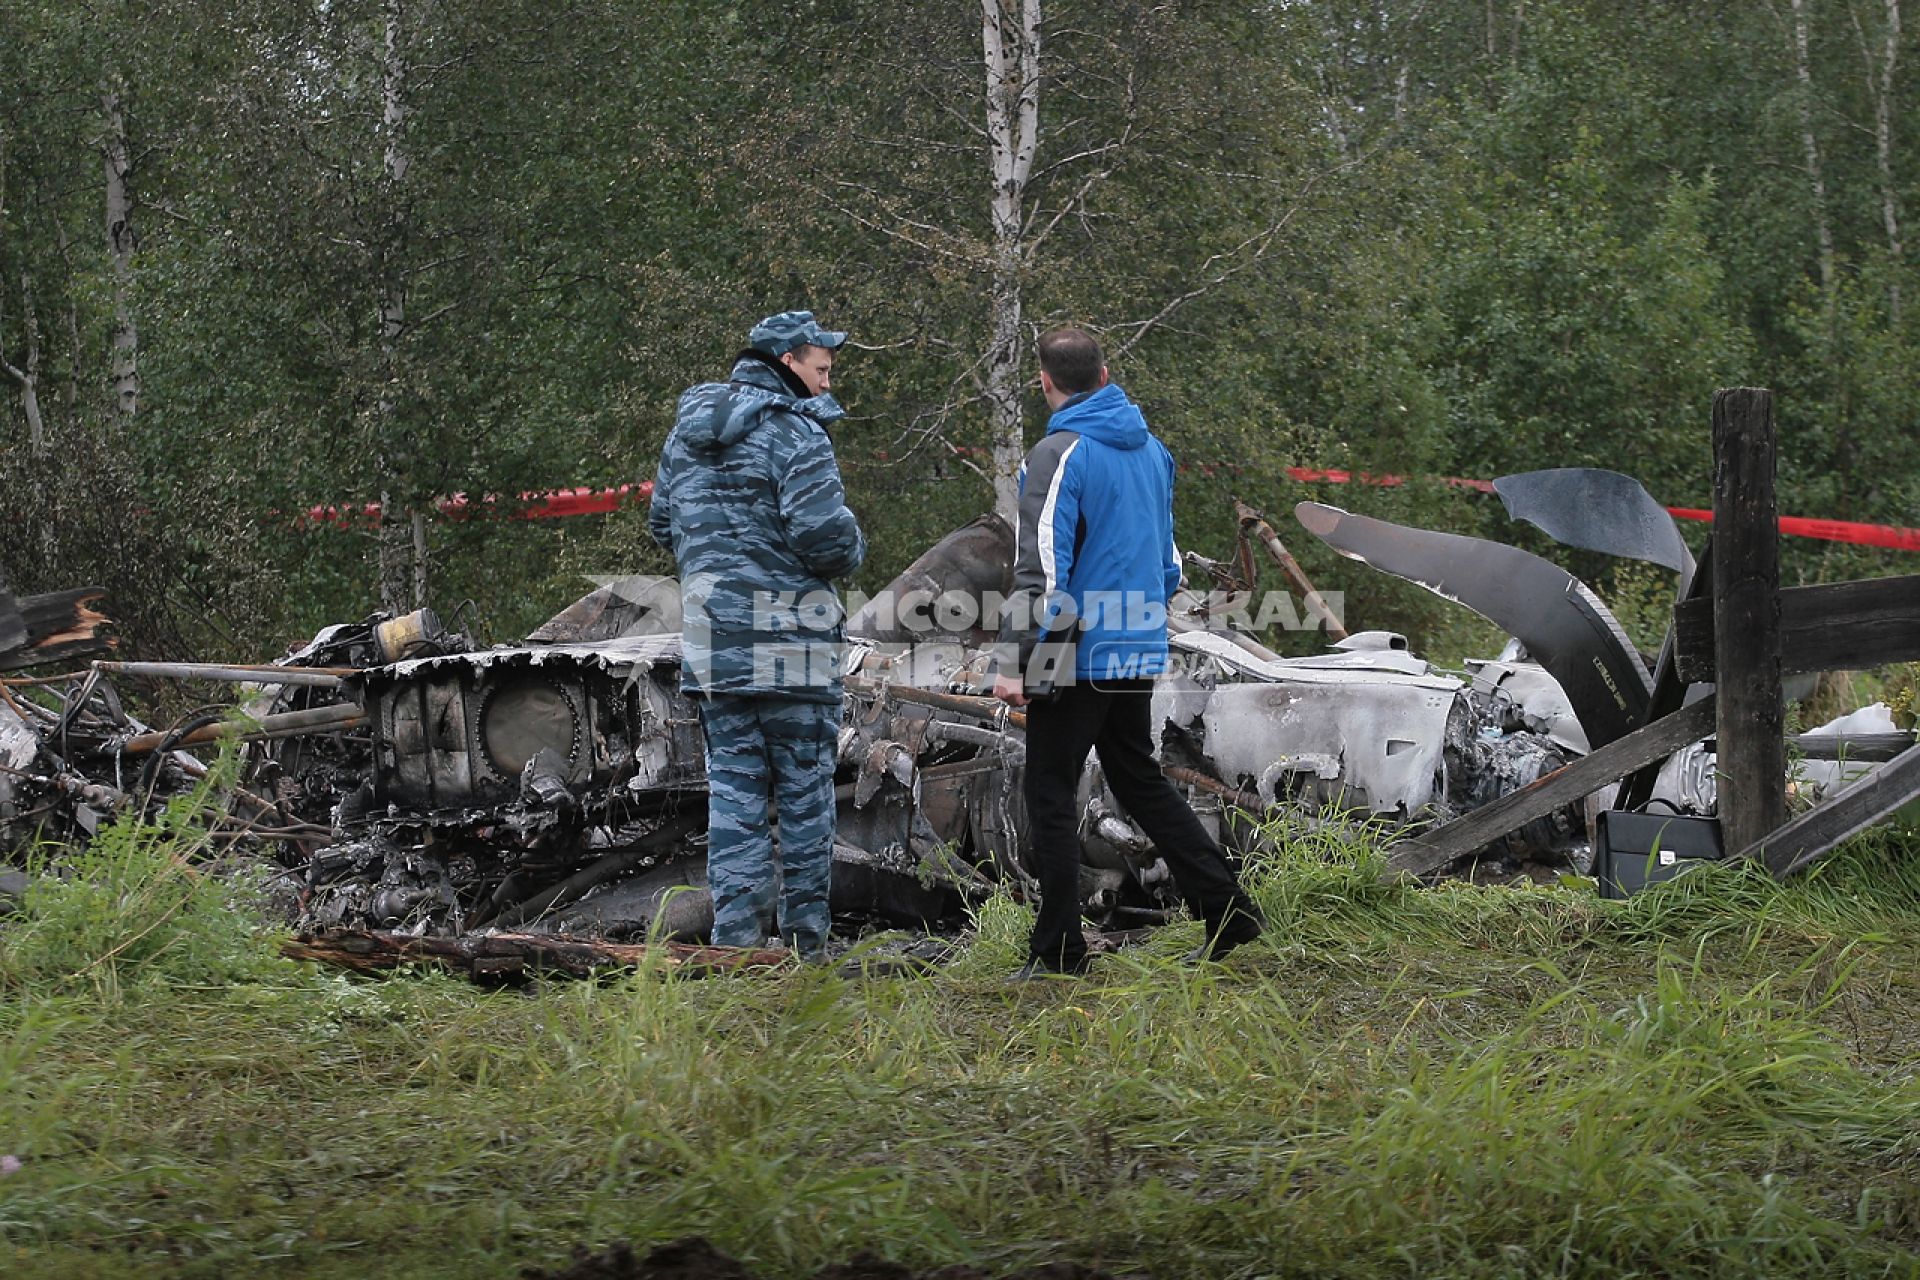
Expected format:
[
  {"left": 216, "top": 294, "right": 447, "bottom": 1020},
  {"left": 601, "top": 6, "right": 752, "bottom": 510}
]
[{"left": 649, "top": 311, "right": 866, "bottom": 956}]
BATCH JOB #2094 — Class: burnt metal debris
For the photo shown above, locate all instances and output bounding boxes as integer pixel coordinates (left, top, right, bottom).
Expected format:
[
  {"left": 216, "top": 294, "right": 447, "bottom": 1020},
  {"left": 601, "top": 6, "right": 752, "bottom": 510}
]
[{"left": 2, "top": 471, "right": 1908, "bottom": 962}]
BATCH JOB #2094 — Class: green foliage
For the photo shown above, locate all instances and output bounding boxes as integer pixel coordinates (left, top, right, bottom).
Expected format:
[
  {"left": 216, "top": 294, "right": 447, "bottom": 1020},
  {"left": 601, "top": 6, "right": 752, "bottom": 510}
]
[
  {"left": 1430, "top": 156, "right": 1751, "bottom": 503},
  {"left": 4, "top": 0, "right": 1920, "bottom": 656},
  {"left": 0, "top": 790, "right": 281, "bottom": 1001},
  {"left": 1885, "top": 665, "right": 1920, "bottom": 731}
]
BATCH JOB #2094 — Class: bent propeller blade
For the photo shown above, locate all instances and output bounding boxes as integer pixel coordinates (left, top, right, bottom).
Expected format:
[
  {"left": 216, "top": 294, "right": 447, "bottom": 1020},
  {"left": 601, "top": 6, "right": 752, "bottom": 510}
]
[
  {"left": 1294, "top": 501, "right": 1653, "bottom": 748},
  {"left": 1491, "top": 467, "right": 1695, "bottom": 592}
]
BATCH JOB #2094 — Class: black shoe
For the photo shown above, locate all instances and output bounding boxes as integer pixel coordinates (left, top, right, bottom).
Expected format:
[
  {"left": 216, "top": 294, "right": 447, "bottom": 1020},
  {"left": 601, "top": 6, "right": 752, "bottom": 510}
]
[
  {"left": 1008, "top": 957, "right": 1088, "bottom": 984},
  {"left": 1185, "top": 905, "right": 1264, "bottom": 965}
]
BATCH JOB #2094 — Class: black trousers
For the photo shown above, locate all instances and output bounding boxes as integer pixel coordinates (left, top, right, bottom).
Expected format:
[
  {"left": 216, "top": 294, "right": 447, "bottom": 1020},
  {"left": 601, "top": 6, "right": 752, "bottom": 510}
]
[{"left": 1023, "top": 678, "right": 1255, "bottom": 969}]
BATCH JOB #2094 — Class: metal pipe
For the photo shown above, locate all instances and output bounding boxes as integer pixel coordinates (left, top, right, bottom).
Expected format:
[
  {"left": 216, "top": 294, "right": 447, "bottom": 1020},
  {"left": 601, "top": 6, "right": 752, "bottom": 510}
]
[
  {"left": 925, "top": 720, "right": 1023, "bottom": 754},
  {"left": 117, "top": 703, "right": 364, "bottom": 755},
  {"left": 169, "top": 750, "right": 329, "bottom": 837},
  {"left": 1161, "top": 763, "right": 1266, "bottom": 813},
  {"left": 917, "top": 759, "right": 1009, "bottom": 782},
  {"left": 1234, "top": 499, "right": 1350, "bottom": 642},
  {"left": 845, "top": 678, "right": 1027, "bottom": 730},
  {"left": 92, "top": 661, "right": 352, "bottom": 687}
]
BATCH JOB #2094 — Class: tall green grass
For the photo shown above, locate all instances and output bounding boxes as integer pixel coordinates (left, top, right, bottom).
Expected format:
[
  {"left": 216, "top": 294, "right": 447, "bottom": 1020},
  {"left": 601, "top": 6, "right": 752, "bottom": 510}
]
[
  {"left": 3, "top": 811, "right": 1920, "bottom": 1278},
  {"left": 0, "top": 777, "right": 282, "bottom": 1001}
]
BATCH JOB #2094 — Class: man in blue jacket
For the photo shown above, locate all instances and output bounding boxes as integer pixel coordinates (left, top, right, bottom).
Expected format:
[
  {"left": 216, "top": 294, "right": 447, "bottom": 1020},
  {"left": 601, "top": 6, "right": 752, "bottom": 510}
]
[
  {"left": 650, "top": 311, "right": 865, "bottom": 956},
  {"left": 993, "top": 326, "right": 1262, "bottom": 976}
]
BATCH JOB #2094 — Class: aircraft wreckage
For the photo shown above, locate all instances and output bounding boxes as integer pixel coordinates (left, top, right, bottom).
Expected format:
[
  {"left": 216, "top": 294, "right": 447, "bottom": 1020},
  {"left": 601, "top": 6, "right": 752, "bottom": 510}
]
[{"left": 0, "top": 470, "right": 1903, "bottom": 958}]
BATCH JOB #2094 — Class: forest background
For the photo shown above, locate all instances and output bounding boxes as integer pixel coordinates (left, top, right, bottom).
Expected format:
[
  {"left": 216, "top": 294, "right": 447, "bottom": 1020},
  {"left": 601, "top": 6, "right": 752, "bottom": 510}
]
[{"left": 2, "top": 0, "right": 1915, "bottom": 664}]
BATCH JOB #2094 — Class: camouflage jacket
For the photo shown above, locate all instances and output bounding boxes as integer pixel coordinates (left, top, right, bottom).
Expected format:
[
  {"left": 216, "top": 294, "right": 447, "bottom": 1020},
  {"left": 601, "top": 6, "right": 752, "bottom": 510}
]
[{"left": 649, "top": 354, "right": 866, "bottom": 703}]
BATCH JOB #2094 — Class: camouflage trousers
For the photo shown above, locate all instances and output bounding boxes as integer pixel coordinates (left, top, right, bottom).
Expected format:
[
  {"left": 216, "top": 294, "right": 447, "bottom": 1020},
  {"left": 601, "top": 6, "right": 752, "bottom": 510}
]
[{"left": 696, "top": 693, "right": 839, "bottom": 952}]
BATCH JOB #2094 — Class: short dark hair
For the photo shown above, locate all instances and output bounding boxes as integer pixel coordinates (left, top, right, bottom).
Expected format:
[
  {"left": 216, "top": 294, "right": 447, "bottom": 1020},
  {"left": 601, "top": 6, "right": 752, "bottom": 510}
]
[{"left": 1037, "top": 326, "right": 1104, "bottom": 395}]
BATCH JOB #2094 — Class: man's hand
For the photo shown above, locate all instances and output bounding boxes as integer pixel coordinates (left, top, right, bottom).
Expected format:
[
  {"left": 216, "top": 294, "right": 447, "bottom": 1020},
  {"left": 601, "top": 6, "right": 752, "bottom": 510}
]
[{"left": 991, "top": 673, "right": 1029, "bottom": 708}]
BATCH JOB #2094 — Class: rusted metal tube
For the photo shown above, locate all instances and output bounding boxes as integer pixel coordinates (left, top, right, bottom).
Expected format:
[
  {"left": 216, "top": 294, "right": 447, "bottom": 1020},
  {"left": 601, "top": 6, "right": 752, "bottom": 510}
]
[
  {"left": 846, "top": 678, "right": 1027, "bottom": 730},
  {"left": 93, "top": 661, "right": 352, "bottom": 687},
  {"left": 1234, "top": 499, "right": 1350, "bottom": 642},
  {"left": 1161, "top": 763, "right": 1266, "bottom": 813},
  {"left": 925, "top": 720, "right": 1022, "bottom": 752},
  {"left": 117, "top": 703, "right": 364, "bottom": 755},
  {"left": 168, "top": 751, "right": 330, "bottom": 837}
]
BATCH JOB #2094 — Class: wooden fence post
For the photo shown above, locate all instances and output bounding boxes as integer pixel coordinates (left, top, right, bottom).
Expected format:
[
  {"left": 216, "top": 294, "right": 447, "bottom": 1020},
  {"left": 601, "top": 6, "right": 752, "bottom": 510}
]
[{"left": 1712, "top": 387, "right": 1787, "bottom": 857}]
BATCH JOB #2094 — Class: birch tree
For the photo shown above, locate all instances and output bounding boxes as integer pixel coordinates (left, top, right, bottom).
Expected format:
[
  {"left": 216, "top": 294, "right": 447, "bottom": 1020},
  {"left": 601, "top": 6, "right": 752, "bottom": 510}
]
[
  {"left": 0, "top": 276, "right": 49, "bottom": 455},
  {"left": 981, "top": 0, "right": 1041, "bottom": 521},
  {"left": 375, "top": 0, "right": 424, "bottom": 613},
  {"left": 1851, "top": 0, "right": 1904, "bottom": 321},
  {"left": 766, "top": 1, "right": 1341, "bottom": 529},
  {"left": 102, "top": 76, "right": 140, "bottom": 426},
  {"left": 0, "top": 138, "right": 49, "bottom": 453},
  {"left": 1789, "top": 0, "right": 1839, "bottom": 298}
]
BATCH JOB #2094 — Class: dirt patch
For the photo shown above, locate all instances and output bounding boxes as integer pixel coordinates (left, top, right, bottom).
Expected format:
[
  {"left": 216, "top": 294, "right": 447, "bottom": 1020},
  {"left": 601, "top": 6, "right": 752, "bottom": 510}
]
[
  {"left": 522, "top": 1236, "right": 1119, "bottom": 1280},
  {"left": 523, "top": 1238, "right": 751, "bottom": 1280}
]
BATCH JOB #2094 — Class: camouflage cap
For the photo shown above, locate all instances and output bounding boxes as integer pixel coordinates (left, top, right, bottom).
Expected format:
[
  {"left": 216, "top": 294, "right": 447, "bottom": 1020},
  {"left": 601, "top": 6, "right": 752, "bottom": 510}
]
[{"left": 748, "top": 310, "right": 848, "bottom": 357}]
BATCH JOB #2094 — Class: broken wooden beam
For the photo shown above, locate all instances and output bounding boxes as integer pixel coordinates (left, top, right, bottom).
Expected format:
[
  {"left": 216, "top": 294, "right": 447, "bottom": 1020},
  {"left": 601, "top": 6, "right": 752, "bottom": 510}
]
[
  {"left": 1383, "top": 694, "right": 1718, "bottom": 880},
  {"left": 0, "top": 587, "right": 113, "bottom": 672},
  {"left": 1672, "top": 575, "right": 1920, "bottom": 683},
  {"left": 280, "top": 928, "right": 793, "bottom": 980},
  {"left": 1788, "top": 731, "right": 1916, "bottom": 762},
  {"left": 1748, "top": 742, "right": 1920, "bottom": 878}
]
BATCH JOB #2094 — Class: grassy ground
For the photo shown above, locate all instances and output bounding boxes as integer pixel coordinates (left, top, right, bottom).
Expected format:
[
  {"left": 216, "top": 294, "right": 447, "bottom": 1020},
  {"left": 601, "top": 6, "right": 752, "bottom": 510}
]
[{"left": 5, "top": 807, "right": 1920, "bottom": 1279}]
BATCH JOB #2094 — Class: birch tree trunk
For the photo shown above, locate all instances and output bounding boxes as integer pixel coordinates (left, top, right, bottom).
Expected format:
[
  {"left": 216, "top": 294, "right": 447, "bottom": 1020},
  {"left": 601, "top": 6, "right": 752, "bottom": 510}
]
[
  {"left": 102, "top": 80, "right": 140, "bottom": 426},
  {"left": 376, "top": 0, "right": 424, "bottom": 614},
  {"left": 982, "top": 0, "right": 1041, "bottom": 524},
  {"left": 1789, "top": 0, "right": 1838, "bottom": 300},
  {"left": 1863, "top": 0, "right": 1904, "bottom": 322},
  {"left": 0, "top": 274, "right": 48, "bottom": 455},
  {"left": 54, "top": 219, "right": 82, "bottom": 425},
  {"left": 0, "top": 137, "right": 47, "bottom": 453}
]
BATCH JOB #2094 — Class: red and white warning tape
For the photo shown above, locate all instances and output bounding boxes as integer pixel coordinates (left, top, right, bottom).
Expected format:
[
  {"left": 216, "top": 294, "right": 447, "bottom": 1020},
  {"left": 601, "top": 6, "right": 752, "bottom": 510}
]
[
  {"left": 1283, "top": 466, "right": 1920, "bottom": 552},
  {"left": 302, "top": 470, "right": 1919, "bottom": 551}
]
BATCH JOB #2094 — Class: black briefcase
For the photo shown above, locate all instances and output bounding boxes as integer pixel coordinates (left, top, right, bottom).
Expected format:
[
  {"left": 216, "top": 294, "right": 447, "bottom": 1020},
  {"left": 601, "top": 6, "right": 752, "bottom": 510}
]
[{"left": 1593, "top": 811, "right": 1727, "bottom": 899}]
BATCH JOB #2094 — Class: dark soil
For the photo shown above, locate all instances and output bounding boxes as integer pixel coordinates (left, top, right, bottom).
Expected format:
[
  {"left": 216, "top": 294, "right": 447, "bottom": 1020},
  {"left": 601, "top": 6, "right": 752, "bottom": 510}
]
[{"left": 522, "top": 1236, "right": 1120, "bottom": 1280}]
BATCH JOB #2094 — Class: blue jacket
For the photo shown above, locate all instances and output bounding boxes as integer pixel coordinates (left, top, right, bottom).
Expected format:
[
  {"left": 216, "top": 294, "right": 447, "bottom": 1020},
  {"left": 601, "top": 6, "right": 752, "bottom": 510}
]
[
  {"left": 999, "top": 383, "right": 1182, "bottom": 684},
  {"left": 649, "top": 354, "right": 866, "bottom": 702}
]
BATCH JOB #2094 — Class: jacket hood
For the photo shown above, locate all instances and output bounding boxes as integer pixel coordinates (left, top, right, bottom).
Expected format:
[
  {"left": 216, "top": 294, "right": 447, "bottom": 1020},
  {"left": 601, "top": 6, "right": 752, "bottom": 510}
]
[
  {"left": 1045, "top": 382, "right": 1148, "bottom": 450},
  {"left": 676, "top": 356, "right": 846, "bottom": 452}
]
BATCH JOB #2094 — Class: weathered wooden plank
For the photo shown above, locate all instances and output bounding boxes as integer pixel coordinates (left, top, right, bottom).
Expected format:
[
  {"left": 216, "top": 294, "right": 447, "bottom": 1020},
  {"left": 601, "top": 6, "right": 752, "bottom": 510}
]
[
  {"left": 1788, "top": 731, "right": 1915, "bottom": 762},
  {"left": 0, "top": 588, "right": 113, "bottom": 672},
  {"left": 1384, "top": 694, "right": 1718, "bottom": 880},
  {"left": 1712, "top": 388, "right": 1786, "bottom": 858},
  {"left": 1748, "top": 743, "right": 1920, "bottom": 878},
  {"left": 18, "top": 588, "right": 108, "bottom": 643},
  {"left": 1674, "top": 575, "right": 1920, "bottom": 683}
]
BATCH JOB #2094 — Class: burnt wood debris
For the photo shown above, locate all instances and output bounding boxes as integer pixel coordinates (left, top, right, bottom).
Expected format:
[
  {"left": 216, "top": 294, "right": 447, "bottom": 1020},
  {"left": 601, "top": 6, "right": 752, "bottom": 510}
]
[{"left": 5, "top": 425, "right": 1920, "bottom": 975}]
